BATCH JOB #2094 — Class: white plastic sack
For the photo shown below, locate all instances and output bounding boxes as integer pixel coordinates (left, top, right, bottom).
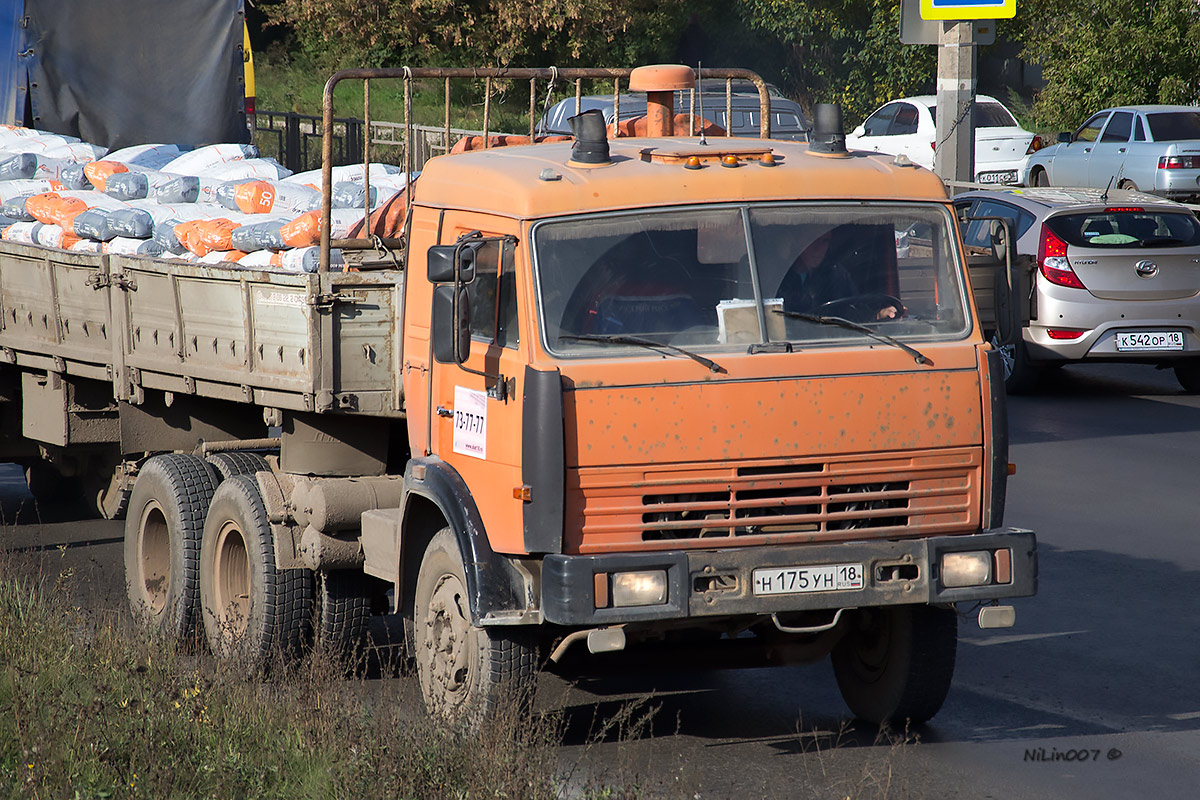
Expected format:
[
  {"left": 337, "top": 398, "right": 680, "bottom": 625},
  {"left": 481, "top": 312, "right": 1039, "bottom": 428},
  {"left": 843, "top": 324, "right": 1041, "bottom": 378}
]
[{"left": 162, "top": 143, "right": 259, "bottom": 176}]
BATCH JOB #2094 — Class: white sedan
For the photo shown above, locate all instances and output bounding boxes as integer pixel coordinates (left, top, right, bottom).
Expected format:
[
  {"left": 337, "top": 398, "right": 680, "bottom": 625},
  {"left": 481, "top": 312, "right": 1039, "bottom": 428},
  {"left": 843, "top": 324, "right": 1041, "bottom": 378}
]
[{"left": 846, "top": 95, "right": 1043, "bottom": 185}]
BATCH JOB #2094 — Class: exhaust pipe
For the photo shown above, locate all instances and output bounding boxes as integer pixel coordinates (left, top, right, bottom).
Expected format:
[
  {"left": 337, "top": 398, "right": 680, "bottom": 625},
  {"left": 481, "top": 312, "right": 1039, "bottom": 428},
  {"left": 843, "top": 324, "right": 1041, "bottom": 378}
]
[
  {"left": 568, "top": 109, "right": 611, "bottom": 164},
  {"left": 809, "top": 103, "right": 848, "bottom": 155}
]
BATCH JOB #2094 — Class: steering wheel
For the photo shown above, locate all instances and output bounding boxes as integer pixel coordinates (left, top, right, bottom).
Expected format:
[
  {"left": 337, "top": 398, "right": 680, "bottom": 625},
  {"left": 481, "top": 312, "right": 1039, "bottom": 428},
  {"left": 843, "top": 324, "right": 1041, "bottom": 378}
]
[{"left": 816, "top": 293, "right": 905, "bottom": 324}]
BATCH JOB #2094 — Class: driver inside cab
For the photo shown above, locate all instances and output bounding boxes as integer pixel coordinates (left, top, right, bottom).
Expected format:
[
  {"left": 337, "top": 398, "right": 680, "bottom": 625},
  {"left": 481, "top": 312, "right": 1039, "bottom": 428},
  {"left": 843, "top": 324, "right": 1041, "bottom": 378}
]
[{"left": 777, "top": 226, "right": 900, "bottom": 321}]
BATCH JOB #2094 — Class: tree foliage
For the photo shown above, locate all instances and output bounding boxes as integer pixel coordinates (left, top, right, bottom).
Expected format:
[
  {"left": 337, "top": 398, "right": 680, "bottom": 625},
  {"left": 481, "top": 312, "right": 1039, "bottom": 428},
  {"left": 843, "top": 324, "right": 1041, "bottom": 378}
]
[
  {"left": 1013, "top": 0, "right": 1200, "bottom": 129},
  {"left": 734, "top": 0, "right": 935, "bottom": 122},
  {"left": 261, "top": 0, "right": 688, "bottom": 69}
]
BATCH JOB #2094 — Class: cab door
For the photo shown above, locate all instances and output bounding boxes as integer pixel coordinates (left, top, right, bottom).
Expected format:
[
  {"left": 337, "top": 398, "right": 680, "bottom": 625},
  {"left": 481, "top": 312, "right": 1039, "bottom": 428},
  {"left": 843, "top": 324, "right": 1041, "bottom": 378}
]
[{"left": 430, "top": 221, "right": 529, "bottom": 555}]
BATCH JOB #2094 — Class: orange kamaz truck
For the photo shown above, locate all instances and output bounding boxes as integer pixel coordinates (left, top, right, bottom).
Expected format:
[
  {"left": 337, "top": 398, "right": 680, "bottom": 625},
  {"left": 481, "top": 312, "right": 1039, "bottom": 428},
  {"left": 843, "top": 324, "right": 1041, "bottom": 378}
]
[{"left": 0, "top": 66, "right": 1036, "bottom": 726}]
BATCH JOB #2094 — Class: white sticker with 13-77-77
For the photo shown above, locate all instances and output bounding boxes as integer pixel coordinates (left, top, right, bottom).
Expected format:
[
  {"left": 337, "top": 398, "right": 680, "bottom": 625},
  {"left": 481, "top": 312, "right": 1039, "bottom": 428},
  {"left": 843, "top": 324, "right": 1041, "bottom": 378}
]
[{"left": 452, "top": 386, "right": 487, "bottom": 459}]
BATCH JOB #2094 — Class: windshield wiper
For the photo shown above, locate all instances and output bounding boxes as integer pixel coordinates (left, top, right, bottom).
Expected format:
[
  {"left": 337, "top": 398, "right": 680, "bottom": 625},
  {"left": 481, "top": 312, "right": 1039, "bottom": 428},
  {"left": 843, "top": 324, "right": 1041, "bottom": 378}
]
[
  {"left": 773, "top": 310, "right": 933, "bottom": 366},
  {"left": 561, "top": 334, "right": 727, "bottom": 373}
]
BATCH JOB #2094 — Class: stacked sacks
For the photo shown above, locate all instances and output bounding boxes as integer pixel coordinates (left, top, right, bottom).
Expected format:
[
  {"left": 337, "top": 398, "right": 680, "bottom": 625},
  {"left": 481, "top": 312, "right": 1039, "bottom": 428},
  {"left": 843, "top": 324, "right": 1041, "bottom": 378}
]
[{"left": 0, "top": 127, "right": 414, "bottom": 273}]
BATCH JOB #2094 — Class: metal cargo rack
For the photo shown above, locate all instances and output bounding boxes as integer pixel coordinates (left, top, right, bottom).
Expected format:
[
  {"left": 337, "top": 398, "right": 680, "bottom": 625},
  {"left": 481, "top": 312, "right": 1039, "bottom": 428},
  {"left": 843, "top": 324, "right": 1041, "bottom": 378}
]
[{"left": 317, "top": 66, "right": 775, "bottom": 273}]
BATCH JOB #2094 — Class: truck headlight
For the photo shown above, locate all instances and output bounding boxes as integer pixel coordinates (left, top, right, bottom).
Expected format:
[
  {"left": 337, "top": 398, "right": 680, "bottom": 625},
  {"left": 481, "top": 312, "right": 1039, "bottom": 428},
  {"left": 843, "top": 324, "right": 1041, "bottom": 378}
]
[
  {"left": 941, "top": 551, "right": 992, "bottom": 588},
  {"left": 611, "top": 570, "right": 667, "bottom": 607}
]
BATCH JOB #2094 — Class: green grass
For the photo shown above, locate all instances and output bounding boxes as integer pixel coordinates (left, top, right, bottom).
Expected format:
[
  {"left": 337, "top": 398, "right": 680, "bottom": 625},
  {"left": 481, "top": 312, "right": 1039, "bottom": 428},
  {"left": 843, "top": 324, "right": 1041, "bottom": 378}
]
[{"left": 0, "top": 554, "right": 603, "bottom": 800}]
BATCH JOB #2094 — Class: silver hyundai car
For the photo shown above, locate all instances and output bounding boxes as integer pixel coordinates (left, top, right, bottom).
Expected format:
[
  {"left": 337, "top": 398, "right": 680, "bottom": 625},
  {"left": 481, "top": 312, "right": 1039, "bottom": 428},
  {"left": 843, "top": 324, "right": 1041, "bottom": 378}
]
[{"left": 954, "top": 187, "right": 1200, "bottom": 392}]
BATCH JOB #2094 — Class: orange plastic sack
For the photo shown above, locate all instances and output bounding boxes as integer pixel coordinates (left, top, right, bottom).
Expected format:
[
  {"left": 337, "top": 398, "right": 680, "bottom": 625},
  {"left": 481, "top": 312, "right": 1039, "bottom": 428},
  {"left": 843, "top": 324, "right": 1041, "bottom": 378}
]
[
  {"left": 83, "top": 161, "right": 131, "bottom": 192},
  {"left": 175, "top": 218, "right": 239, "bottom": 257},
  {"left": 279, "top": 211, "right": 321, "bottom": 248},
  {"left": 25, "top": 193, "right": 90, "bottom": 228},
  {"left": 278, "top": 209, "right": 367, "bottom": 248},
  {"left": 233, "top": 180, "right": 320, "bottom": 215}
]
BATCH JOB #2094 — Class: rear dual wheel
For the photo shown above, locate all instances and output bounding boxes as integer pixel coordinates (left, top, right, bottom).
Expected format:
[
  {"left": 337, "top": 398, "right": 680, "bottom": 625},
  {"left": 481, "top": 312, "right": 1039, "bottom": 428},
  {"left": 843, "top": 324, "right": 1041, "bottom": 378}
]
[
  {"left": 123, "top": 454, "right": 219, "bottom": 640},
  {"left": 199, "top": 475, "right": 313, "bottom": 667}
]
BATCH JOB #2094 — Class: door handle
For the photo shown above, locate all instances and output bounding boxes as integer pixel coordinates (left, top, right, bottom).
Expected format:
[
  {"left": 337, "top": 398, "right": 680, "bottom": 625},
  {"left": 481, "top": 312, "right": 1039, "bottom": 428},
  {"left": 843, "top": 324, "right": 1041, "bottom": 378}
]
[
  {"left": 435, "top": 405, "right": 453, "bottom": 418},
  {"left": 1118, "top": 147, "right": 1126, "bottom": 153}
]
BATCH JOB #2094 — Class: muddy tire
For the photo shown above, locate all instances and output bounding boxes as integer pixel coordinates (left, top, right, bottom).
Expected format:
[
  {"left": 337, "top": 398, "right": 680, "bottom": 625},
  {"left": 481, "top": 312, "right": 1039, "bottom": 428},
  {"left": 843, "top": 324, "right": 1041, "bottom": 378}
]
[
  {"left": 200, "top": 475, "right": 313, "bottom": 667},
  {"left": 123, "top": 453, "right": 219, "bottom": 640},
  {"left": 831, "top": 604, "right": 958, "bottom": 726},
  {"left": 316, "top": 570, "right": 373, "bottom": 661},
  {"left": 205, "top": 451, "right": 270, "bottom": 482},
  {"left": 413, "top": 528, "right": 537, "bottom": 725}
]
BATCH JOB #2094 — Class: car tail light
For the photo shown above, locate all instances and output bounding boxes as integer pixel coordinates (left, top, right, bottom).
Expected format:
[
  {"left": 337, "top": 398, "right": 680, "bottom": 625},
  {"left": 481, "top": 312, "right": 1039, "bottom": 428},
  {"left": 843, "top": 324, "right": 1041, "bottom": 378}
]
[
  {"left": 1026, "top": 135, "right": 1045, "bottom": 154},
  {"left": 1157, "top": 155, "right": 1200, "bottom": 169},
  {"left": 1047, "top": 328, "right": 1086, "bottom": 339},
  {"left": 1037, "top": 225, "right": 1087, "bottom": 289},
  {"left": 1104, "top": 207, "right": 1143, "bottom": 212}
]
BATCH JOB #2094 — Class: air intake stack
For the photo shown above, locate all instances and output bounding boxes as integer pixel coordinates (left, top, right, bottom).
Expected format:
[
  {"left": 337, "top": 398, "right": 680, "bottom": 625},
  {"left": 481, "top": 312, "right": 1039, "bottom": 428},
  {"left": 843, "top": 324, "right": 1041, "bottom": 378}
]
[{"left": 628, "top": 64, "right": 695, "bottom": 138}]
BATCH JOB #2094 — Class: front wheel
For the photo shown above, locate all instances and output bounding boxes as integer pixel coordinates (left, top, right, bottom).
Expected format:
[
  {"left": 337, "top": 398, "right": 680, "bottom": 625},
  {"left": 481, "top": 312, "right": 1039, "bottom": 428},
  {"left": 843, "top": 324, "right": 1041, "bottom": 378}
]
[
  {"left": 831, "top": 604, "right": 958, "bottom": 726},
  {"left": 1033, "top": 168, "right": 1050, "bottom": 187},
  {"left": 413, "top": 528, "right": 537, "bottom": 725}
]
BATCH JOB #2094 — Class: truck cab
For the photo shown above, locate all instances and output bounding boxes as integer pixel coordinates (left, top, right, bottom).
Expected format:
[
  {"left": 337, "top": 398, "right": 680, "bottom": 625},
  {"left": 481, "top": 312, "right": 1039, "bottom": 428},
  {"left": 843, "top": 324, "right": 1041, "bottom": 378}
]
[{"left": 385, "top": 80, "right": 1035, "bottom": 725}]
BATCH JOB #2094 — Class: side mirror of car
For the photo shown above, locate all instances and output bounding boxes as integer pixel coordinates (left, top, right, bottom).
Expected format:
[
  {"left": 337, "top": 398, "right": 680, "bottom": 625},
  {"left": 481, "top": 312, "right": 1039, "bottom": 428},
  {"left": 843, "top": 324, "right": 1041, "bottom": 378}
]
[
  {"left": 1057, "top": 132, "right": 1072, "bottom": 144},
  {"left": 851, "top": 125, "right": 866, "bottom": 138}
]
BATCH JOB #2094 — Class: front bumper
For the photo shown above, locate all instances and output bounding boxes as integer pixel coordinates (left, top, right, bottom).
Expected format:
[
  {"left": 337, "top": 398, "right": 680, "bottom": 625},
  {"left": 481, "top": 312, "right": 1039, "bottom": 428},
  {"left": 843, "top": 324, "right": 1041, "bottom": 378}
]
[{"left": 540, "top": 528, "right": 1037, "bottom": 626}]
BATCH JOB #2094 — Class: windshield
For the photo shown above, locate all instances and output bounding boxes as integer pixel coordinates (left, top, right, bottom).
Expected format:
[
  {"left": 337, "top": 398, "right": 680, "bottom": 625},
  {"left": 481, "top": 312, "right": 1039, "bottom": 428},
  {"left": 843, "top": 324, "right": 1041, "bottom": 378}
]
[{"left": 534, "top": 204, "right": 969, "bottom": 356}]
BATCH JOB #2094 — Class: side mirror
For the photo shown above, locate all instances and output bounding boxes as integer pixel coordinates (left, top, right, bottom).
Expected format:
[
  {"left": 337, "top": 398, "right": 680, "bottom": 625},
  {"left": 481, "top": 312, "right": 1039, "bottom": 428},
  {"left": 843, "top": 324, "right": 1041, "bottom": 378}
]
[
  {"left": 432, "top": 284, "right": 472, "bottom": 364},
  {"left": 851, "top": 125, "right": 866, "bottom": 138},
  {"left": 1057, "top": 131, "right": 1072, "bottom": 144},
  {"left": 989, "top": 219, "right": 1011, "bottom": 264},
  {"left": 427, "top": 241, "right": 480, "bottom": 284}
]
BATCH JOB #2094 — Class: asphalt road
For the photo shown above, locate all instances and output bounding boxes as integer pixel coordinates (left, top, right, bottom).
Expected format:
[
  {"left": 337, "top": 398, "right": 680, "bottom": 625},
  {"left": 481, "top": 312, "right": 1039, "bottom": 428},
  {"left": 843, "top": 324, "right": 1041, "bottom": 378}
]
[{"left": 3, "top": 361, "right": 1199, "bottom": 798}]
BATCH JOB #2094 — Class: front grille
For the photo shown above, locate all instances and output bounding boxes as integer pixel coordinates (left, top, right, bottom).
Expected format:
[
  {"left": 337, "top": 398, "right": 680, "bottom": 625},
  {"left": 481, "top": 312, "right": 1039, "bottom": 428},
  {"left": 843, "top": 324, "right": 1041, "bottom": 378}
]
[{"left": 566, "top": 450, "right": 980, "bottom": 554}]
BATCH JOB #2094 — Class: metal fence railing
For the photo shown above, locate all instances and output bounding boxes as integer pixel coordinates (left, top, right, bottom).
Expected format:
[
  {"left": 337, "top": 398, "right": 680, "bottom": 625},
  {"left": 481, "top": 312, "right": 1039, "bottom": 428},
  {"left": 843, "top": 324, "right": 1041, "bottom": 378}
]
[{"left": 254, "top": 112, "right": 498, "bottom": 173}]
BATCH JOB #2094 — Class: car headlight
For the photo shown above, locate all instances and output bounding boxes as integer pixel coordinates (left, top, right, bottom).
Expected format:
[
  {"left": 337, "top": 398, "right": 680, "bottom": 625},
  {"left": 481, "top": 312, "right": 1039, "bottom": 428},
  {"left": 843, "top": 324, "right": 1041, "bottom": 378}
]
[
  {"left": 941, "top": 551, "right": 992, "bottom": 588},
  {"left": 611, "top": 570, "right": 668, "bottom": 607}
]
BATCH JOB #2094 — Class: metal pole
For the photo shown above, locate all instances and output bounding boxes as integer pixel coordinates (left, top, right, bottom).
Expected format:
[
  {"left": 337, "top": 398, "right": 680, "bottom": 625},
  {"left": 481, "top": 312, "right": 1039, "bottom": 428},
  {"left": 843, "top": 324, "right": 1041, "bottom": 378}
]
[{"left": 934, "top": 20, "right": 975, "bottom": 184}]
